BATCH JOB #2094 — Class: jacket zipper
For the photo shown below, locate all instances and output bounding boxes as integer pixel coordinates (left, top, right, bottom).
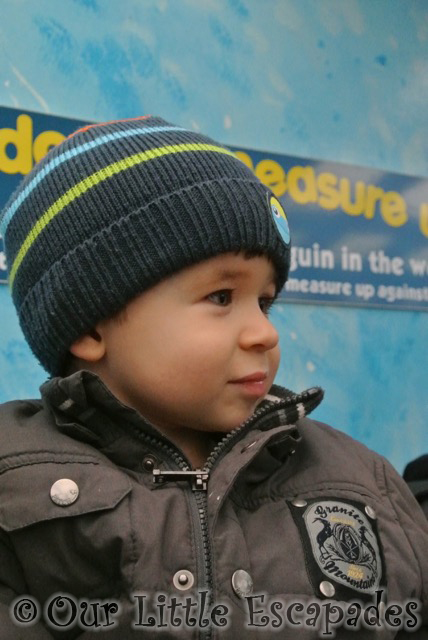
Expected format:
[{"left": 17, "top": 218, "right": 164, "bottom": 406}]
[
  {"left": 135, "top": 387, "right": 321, "bottom": 639},
  {"left": 131, "top": 430, "right": 213, "bottom": 639}
]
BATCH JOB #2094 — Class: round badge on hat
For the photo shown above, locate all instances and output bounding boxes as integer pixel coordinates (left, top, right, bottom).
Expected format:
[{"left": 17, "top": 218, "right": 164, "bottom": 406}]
[{"left": 268, "top": 194, "right": 290, "bottom": 246}]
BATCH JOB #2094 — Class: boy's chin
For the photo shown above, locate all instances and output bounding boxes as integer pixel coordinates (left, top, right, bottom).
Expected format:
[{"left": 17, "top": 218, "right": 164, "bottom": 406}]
[{"left": 208, "top": 407, "right": 260, "bottom": 433}]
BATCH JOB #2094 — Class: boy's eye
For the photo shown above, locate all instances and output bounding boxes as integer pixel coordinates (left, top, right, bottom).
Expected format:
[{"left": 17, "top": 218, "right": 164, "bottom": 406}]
[
  {"left": 259, "top": 296, "right": 276, "bottom": 315},
  {"left": 207, "top": 290, "right": 232, "bottom": 306}
]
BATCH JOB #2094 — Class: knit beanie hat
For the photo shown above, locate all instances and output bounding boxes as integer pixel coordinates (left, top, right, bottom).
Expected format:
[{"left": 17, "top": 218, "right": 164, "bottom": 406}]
[{"left": 0, "top": 115, "right": 291, "bottom": 375}]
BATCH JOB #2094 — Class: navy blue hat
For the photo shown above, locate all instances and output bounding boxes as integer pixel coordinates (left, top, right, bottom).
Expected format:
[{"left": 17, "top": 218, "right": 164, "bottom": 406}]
[{"left": 0, "top": 115, "right": 290, "bottom": 375}]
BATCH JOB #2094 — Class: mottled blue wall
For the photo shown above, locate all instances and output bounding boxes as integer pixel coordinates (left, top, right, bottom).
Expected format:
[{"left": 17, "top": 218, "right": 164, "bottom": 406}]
[{"left": 0, "top": 0, "right": 427, "bottom": 471}]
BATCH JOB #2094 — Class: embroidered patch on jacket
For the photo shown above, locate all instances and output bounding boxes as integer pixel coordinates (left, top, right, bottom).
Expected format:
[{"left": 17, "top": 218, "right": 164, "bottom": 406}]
[{"left": 288, "top": 498, "right": 386, "bottom": 601}]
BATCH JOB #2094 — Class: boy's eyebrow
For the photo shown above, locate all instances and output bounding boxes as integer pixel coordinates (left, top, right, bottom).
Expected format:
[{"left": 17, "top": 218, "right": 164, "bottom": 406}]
[
  {"left": 213, "top": 268, "right": 246, "bottom": 282},
  {"left": 201, "top": 266, "right": 276, "bottom": 287}
]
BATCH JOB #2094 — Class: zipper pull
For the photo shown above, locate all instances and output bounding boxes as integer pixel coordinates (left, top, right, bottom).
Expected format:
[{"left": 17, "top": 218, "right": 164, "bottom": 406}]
[{"left": 152, "top": 469, "right": 209, "bottom": 491}]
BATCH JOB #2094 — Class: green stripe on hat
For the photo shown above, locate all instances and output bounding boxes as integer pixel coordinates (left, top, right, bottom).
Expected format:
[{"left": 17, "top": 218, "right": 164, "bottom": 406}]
[{"left": 9, "top": 142, "right": 235, "bottom": 288}]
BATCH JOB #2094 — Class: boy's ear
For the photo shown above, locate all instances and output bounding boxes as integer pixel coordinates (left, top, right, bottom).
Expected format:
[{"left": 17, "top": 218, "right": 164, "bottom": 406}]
[{"left": 69, "top": 329, "right": 106, "bottom": 362}]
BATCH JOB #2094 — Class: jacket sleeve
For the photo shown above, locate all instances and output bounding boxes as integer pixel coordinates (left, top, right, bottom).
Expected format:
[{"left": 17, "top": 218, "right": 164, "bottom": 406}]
[
  {"left": 380, "top": 456, "right": 428, "bottom": 633},
  {"left": 0, "top": 530, "right": 54, "bottom": 639}
]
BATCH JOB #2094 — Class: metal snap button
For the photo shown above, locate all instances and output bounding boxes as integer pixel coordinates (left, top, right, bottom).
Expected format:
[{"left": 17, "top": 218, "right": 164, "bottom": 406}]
[
  {"left": 50, "top": 479, "right": 79, "bottom": 506},
  {"left": 231, "top": 569, "right": 253, "bottom": 598},
  {"left": 320, "top": 581, "right": 335, "bottom": 598},
  {"left": 141, "top": 455, "right": 157, "bottom": 472},
  {"left": 291, "top": 498, "right": 307, "bottom": 508},
  {"left": 172, "top": 570, "right": 194, "bottom": 590},
  {"left": 365, "top": 505, "right": 377, "bottom": 520}
]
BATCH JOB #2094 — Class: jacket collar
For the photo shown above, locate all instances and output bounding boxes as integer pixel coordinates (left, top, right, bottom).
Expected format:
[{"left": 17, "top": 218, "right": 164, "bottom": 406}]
[
  {"left": 41, "top": 370, "right": 161, "bottom": 444},
  {"left": 41, "top": 371, "right": 324, "bottom": 466}
]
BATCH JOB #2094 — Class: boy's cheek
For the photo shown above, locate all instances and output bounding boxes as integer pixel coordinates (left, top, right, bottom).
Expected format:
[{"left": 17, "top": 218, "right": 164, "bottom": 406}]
[{"left": 270, "top": 345, "right": 281, "bottom": 377}]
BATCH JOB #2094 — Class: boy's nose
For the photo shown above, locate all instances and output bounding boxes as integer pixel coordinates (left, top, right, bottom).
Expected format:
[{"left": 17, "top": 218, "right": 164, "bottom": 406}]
[{"left": 239, "top": 308, "right": 279, "bottom": 352}]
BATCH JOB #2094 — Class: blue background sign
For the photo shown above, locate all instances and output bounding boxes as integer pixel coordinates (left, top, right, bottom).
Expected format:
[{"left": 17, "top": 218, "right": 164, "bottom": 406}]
[{"left": 232, "top": 147, "right": 428, "bottom": 311}]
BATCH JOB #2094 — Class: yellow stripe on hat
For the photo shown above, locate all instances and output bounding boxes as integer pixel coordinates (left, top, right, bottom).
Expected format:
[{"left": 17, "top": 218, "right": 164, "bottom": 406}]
[{"left": 9, "top": 142, "right": 235, "bottom": 289}]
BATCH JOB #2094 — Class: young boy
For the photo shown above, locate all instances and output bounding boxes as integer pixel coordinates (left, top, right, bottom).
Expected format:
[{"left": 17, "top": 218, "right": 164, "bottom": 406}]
[{"left": 0, "top": 116, "right": 427, "bottom": 639}]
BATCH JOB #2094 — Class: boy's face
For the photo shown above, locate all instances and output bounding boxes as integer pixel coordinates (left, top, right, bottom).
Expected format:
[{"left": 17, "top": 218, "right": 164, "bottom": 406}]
[{"left": 95, "top": 252, "right": 280, "bottom": 439}]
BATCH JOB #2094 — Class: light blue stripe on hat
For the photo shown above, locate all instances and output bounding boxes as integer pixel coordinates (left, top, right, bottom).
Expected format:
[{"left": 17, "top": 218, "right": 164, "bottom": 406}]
[{"left": 0, "top": 124, "right": 186, "bottom": 237}]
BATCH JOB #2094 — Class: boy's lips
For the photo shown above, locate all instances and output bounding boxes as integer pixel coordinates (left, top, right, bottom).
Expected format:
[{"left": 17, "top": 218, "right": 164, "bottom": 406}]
[
  {"left": 229, "top": 372, "right": 269, "bottom": 397},
  {"left": 231, "top": 372, "right": 268, "bottom": 383}
]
